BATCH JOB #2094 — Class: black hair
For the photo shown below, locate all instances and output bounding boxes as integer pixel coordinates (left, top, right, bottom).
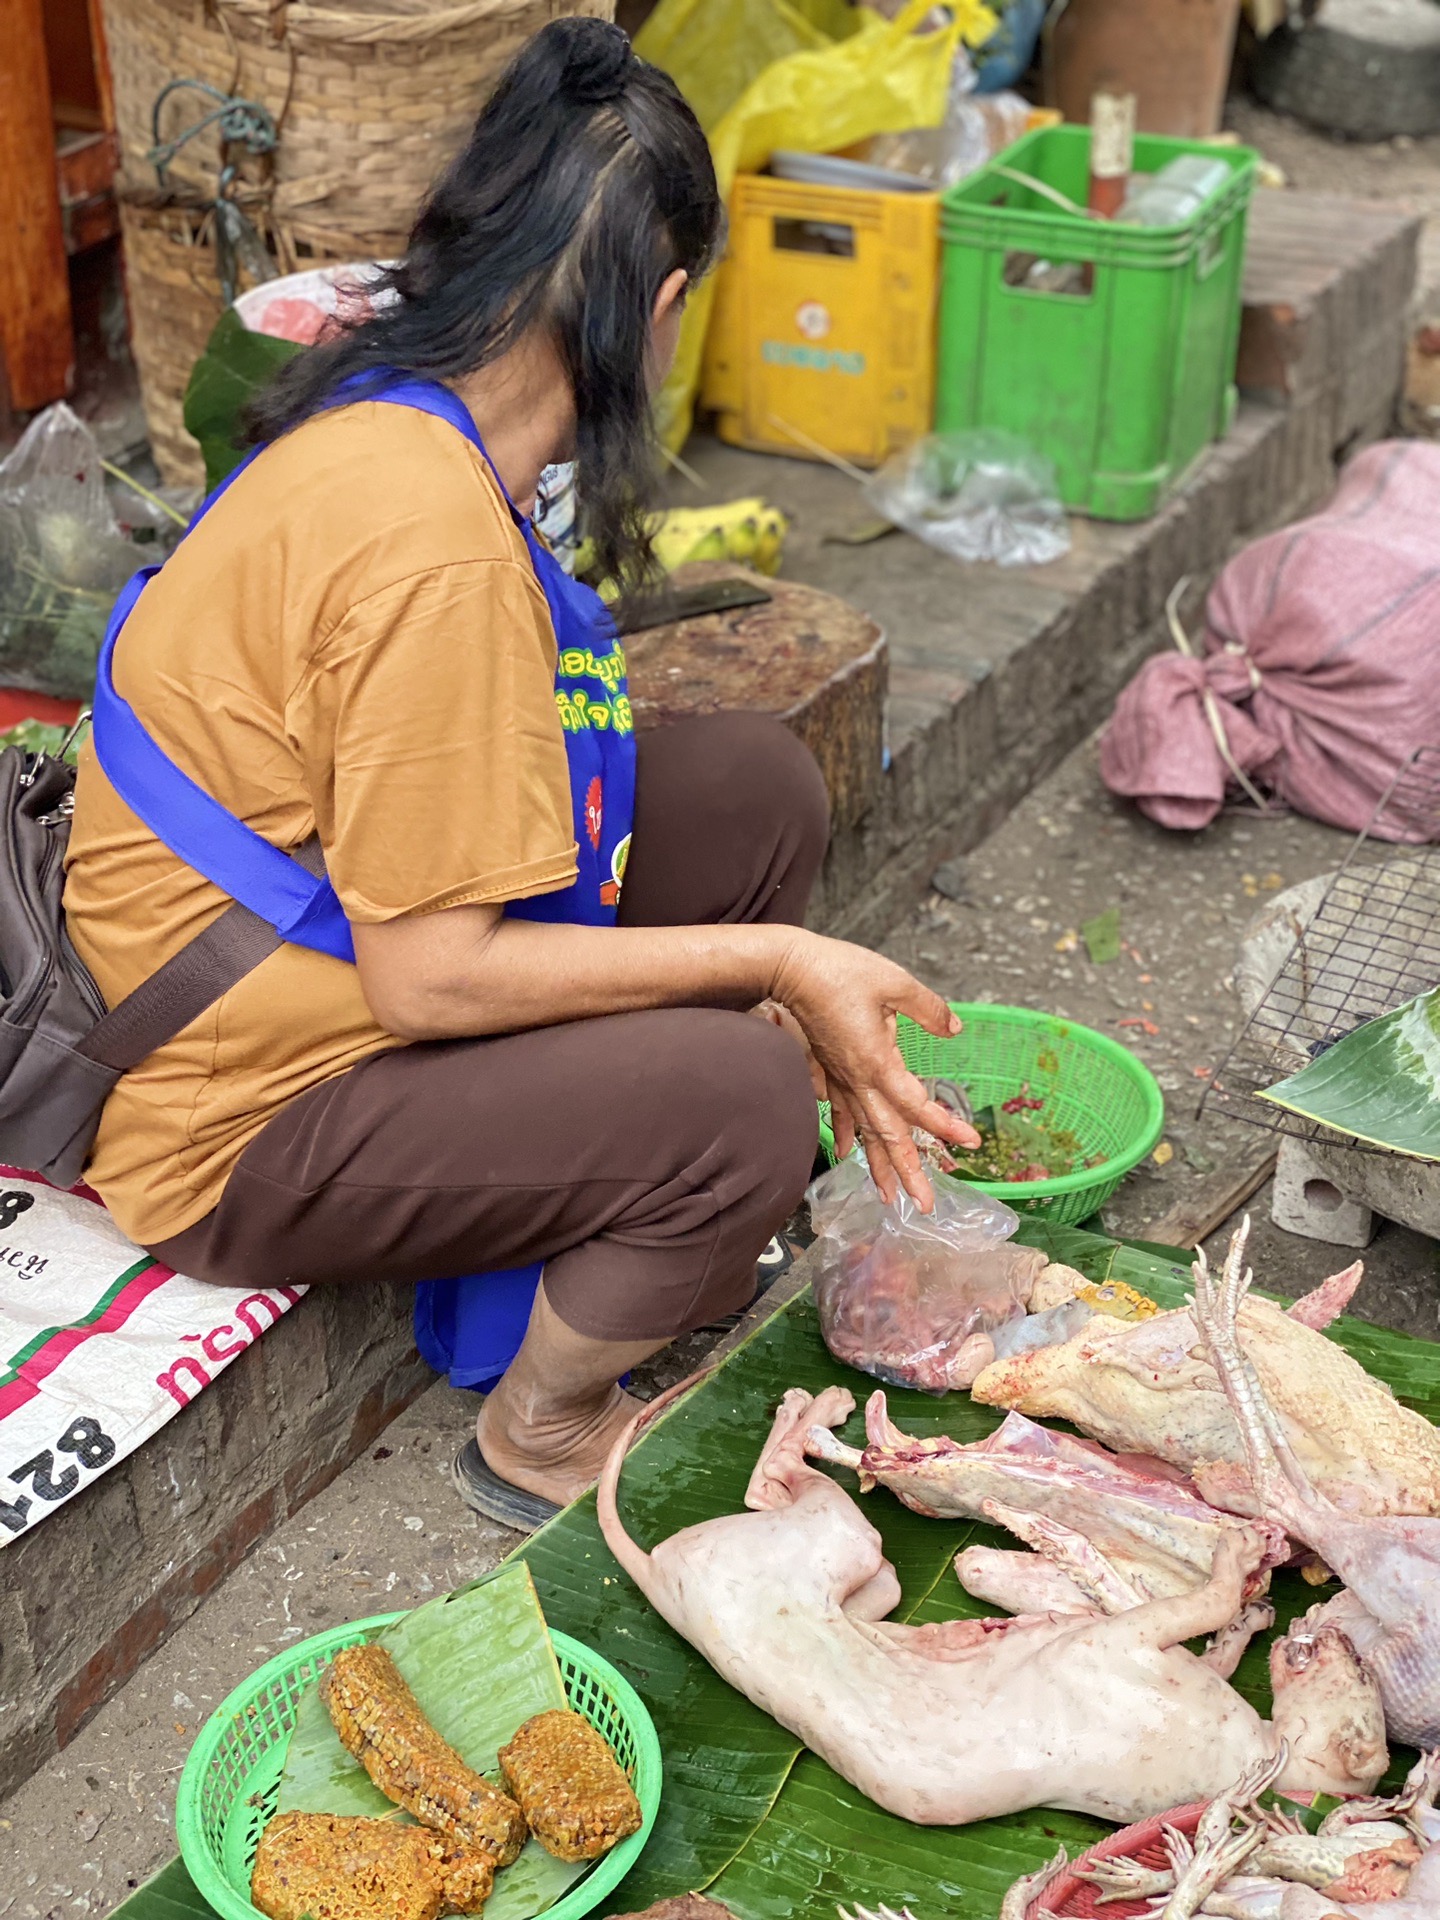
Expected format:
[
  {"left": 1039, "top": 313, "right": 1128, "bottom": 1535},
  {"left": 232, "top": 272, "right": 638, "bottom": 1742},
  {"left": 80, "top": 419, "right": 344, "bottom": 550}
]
[{"left": 243, "top": 17, "right": 722, "bottom": 587}]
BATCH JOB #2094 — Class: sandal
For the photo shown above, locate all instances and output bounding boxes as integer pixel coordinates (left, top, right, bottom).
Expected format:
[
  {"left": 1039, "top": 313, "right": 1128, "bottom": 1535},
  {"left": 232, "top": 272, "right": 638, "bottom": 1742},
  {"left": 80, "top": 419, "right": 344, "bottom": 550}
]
[
  {"left": 451, "top": 1435, "right": 561, "bottom": 1532},
  {"left": 704, "top": 1228, "right": 805, "bottom": 1332}
]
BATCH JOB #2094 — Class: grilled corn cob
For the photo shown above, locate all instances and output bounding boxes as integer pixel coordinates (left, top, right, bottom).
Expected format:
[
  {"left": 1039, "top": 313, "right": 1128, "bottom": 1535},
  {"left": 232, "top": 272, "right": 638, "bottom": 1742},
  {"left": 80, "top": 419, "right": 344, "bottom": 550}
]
[
  {"left": 498, "top": 1708, "right": 642, "bottom": 1862},
  {"left": 321, "top": 1643, "right": 527, "bottom": 1864},
  {"left": 250, "top": 1810, "right": 496, "bottom": 1920}
]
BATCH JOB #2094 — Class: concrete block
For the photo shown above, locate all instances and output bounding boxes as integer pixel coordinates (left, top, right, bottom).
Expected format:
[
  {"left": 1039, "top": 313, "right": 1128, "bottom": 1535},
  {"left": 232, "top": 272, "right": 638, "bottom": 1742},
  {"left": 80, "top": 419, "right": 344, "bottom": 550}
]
[
  {"left": 1272, "top": 1134, "right": 1376, "bottom": 1248},
  {"left": 0, "top": 1285, "right": 429, "bottom": 1802},
  {"left": 0, "top": 1585, "right": 37, "bottom": 1715}
]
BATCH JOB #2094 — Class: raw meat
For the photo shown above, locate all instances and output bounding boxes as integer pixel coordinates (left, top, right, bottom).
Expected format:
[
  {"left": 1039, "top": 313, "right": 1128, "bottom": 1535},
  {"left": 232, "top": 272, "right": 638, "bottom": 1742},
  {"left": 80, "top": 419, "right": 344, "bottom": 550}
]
[
  {"left": 806, "top": 1159, "right": 1092, "bottom": 1392},
  {"left": 596, "top": 1384, "right": 1389, "bottom": 1829},
  {"left": 805, "top": 1391, "right": 1289, "bottom": 1607},
  {"left": 1192, "top": 1222, "right": 1440, "bottom": 1749},
  {"left": 971, "top": 1254, "right": 1440, "bottom": 1519}
]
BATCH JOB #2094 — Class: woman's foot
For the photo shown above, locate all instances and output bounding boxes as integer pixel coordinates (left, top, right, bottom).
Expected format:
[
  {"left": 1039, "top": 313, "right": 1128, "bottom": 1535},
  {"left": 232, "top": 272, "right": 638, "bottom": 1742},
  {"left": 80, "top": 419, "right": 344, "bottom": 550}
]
[{"left": 475, "top": 1380, "right": 644, "bottom": 1511}]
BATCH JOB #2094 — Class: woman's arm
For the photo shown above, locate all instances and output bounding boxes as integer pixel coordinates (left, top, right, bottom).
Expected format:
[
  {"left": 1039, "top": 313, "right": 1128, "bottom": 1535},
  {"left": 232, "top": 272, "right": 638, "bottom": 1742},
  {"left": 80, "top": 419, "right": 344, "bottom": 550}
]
[{"left": 353, "top": 907, "right": 978, "bottom": 1207}]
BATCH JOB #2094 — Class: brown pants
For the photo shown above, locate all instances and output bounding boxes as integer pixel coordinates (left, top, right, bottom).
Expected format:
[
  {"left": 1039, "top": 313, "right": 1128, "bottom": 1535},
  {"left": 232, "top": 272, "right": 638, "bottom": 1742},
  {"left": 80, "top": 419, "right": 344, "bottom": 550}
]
[{"left": 151, "top": 714, "right": 828, "bottom": 1342}]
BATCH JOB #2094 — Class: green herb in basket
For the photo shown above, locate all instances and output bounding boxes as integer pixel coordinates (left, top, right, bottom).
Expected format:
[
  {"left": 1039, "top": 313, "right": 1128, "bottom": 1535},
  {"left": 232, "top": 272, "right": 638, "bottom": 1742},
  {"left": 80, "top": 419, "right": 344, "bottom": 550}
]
[{"left": 935, "top": 1091, "right": 1094, "bottom": 1186}]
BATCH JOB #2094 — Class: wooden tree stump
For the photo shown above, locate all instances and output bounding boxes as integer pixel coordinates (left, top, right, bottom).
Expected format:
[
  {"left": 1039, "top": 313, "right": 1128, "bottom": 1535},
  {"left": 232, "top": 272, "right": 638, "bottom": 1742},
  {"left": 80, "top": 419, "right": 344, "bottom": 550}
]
[{"left": 624, "top": 563, "right": 887, "bottom": 830}]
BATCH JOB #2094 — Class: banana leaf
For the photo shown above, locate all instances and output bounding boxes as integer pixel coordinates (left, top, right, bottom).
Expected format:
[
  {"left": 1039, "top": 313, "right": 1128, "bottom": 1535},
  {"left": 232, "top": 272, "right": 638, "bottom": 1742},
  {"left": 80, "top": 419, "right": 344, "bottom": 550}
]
[
  {"left": 113, "top": 1224, "right": 1437, "bottom": 1920},
  {"left": 1259, "top": 988, "right": 1440, "bottom": 1158},
  {"left": 510, "top": 1222, "right": 1431, "bottom": 1919},
  {"left": 278, "top": 1562, "right": 586, "bottom": 1920},
  {"left": 182, "top": 308, "right": 303, "bottom": 492}
]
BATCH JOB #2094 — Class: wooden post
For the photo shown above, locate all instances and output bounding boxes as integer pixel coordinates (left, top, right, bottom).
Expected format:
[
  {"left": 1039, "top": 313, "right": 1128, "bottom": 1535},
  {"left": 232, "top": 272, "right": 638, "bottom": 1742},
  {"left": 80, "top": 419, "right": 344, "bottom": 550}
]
[{"left": 0, "top": 0, "right": 75, "bottom": 410}]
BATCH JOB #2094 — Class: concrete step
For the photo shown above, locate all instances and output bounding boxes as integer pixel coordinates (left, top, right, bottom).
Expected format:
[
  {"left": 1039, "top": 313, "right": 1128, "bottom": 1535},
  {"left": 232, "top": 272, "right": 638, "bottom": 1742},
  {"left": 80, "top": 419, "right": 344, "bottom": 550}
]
[{"left": 0, "top": 186, "right": 1420, "bottom": 1809}]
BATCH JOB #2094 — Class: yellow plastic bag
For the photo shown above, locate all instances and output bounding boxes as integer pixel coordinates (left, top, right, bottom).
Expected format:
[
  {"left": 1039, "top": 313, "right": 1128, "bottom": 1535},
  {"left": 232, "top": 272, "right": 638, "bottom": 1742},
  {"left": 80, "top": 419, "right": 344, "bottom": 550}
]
[
  {"left": 640, "top": 0, "right": 998, "bottom": 450},
  {"left": 635, "top": 0, "right": 857, "bottom": 135}
]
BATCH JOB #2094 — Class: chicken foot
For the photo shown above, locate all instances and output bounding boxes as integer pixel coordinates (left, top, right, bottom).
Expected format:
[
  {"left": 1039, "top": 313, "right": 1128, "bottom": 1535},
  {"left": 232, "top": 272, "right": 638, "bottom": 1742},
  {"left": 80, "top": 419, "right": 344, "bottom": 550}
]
[
  {"left": 1320, "top": 1745, "right": 1440, "bottom": 1844},
  {"left": 1083, "top": 1751, "right": 1427, "bottom": 1912},
  {"left": 1153, "top": 1746, "right": 1283, "bottom": 1920}
]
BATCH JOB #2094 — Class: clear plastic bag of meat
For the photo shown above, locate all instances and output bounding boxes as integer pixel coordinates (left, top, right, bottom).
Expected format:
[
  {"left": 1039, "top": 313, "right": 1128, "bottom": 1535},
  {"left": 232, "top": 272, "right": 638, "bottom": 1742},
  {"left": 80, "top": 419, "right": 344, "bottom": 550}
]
[{"left": 807, "top": 1160, "right": 1040, "bottom": 1394}]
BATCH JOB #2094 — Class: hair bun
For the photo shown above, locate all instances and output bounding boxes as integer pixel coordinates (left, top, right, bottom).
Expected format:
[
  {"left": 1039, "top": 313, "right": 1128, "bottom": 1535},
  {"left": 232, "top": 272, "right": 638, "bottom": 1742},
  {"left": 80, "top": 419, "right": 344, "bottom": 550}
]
[{"left": 550, "top": 16, "right": 634, "bottom": 105}]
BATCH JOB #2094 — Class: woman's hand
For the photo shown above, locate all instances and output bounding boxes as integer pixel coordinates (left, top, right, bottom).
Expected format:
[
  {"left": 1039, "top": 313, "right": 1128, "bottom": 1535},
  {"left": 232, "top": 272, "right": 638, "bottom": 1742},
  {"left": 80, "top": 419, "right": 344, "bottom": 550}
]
[{"left": 767, "top": 931, "right": 981, "bottom": 1210}]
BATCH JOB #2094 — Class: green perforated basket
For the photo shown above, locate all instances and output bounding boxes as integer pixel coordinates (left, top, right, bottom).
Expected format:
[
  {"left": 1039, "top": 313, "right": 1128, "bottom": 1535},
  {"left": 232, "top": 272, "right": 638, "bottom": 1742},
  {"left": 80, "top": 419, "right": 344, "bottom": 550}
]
[
  {"left": 820, "top": 1002, "right": 1164, "bottom": 1228},
  {"left": 174, "top": 1613, "right": 662, "bottom": 1920}
]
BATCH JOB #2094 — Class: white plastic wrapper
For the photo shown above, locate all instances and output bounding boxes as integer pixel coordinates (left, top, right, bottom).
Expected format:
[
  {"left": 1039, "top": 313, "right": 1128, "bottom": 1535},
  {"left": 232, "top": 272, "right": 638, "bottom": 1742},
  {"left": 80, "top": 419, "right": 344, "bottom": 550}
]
[
  {"left": 989, "top": 1296, "right": 1094, "bottom": 1360},
  {"left": 865, "top": 430, "right": 1070, "bottom": 569},
  {"left": 807, "top": 1159, "right": 1046, "bottom": 1394},
  {"left": 0, "top": 404, "right": 176, "bottom": 700}
]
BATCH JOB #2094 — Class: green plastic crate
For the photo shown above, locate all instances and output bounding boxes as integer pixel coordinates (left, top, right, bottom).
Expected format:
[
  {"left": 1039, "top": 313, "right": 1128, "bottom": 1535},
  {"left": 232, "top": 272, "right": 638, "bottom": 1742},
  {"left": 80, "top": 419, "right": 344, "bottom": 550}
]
[{"left": 936, "top": 125, "right": 1257, "bottom": 520}]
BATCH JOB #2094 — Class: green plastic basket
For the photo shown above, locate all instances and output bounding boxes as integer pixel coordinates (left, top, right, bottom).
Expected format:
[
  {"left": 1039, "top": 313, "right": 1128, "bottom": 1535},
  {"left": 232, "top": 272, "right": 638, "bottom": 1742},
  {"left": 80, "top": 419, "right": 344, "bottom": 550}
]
[
  {"left": 175, "top": 1613, "right": 662, "bottom": 1920},
  {"left": 935, "top": 125, "right": 1257, "bottom": 520},
  {"left": 820, "top": 1002, "right": 1164, "bottom": 1227}
]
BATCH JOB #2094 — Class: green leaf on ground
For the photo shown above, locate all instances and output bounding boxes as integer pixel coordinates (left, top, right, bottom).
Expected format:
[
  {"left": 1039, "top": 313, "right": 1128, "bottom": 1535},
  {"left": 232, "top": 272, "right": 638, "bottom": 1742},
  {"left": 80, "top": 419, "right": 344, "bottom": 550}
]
[
  {"left": 279, "top": 1562, "right": 584, "bottom": 1920},
  {"left": 1259, "top": 989, "right": 1440, "bottom": 1159},
  {"left": 0, "top": 719, "right": 75, "bottom": 761},
  {"left": 1081, "top": 905, "right": 1122, "bottom": 964},
  {"left": 182, "top": 307, "right": 303, "bottom": 491}
]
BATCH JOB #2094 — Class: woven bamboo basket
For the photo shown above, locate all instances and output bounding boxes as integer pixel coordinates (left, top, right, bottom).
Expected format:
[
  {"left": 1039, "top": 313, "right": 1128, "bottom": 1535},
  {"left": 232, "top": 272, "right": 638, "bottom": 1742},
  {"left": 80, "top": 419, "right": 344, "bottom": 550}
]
[
  {"left": 105, "top": 0, "right": 614, "bottom": 483},
  {"left": 118, "top": 192, "right": 230, "bottom": 488}
]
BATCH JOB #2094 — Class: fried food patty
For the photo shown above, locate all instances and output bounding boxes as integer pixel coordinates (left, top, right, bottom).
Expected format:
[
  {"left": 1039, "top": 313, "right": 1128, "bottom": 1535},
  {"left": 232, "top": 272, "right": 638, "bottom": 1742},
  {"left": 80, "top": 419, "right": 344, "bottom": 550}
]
[
  {"left": 250, "top": 1810, "right": 495, "bottom": 1920},
  {"left": 498, "top": 1708, "right": 642, "bottom": 1862},
  {"left": 321, "top": 1643, "right": 527, "bottom": 1864}
]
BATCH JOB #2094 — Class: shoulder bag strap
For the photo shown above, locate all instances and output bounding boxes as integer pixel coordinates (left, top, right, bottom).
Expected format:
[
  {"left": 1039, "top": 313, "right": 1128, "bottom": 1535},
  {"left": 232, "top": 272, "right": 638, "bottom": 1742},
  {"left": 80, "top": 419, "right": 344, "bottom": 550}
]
[{"left": 76, "top": 837, "right": 328, "bottom": 1073}]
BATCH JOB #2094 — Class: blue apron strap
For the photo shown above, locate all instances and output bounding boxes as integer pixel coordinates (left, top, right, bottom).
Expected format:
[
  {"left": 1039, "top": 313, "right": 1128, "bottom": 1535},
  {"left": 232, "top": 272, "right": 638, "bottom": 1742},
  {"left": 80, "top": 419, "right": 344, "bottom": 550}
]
[
  {"left": 358, "top": 378, "right": 489, "bottom": 462},
  {"left": 90, "top": 599, "right": 355, "bottom": 964}
]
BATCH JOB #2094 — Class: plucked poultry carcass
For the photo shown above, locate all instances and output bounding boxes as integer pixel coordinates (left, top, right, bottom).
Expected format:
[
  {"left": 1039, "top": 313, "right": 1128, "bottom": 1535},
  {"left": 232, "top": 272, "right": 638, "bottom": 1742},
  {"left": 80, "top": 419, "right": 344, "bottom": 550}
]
[
  {"left": 805, "top": 1391, "right": 1288, "bottom": 1622},
  {"left": 596, "top": 1383, "right": 1388, "bottom": 1829},
  {"left": 1192, "top": 1221, "right": 1440, "bottom": 1750},
  {"left": 970, "top": 1247, "right": 1440, "bottom": 1519}
]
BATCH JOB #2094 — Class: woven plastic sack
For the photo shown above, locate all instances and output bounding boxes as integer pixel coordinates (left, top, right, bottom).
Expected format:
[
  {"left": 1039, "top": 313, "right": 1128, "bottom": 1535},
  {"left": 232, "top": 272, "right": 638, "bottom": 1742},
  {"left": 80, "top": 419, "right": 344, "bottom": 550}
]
[
  {"left": 806, "top": 1158, "right": 1038, "bottom": 1393},
  {"left": 1100, "top": 441, "right": 1440, "bottom": 840},
  {"left": 639, "top": 0, "right": 996, "bottom": 449}
]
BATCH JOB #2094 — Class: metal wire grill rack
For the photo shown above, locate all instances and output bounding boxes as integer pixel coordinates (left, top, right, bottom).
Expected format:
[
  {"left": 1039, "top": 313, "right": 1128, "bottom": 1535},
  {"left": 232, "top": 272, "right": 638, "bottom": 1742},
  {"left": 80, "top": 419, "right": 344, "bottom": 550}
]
[{"left": 1204, "top": 747, "right": 1440, "bottom": 1153}]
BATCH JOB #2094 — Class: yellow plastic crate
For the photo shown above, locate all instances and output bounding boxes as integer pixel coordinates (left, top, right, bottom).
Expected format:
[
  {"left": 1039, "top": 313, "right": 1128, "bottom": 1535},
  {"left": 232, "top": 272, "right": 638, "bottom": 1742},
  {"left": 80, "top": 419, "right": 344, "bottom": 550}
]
[{"left": 701, "top": 173, "right": 940, "bottom": 469}]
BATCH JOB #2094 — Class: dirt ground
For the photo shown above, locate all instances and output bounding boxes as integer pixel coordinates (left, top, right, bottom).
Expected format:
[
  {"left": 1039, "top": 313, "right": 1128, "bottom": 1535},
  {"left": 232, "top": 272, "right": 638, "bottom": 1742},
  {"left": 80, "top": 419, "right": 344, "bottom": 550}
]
[{"left": 880, "top": 734, "right": 1440, "bottom": 1340}]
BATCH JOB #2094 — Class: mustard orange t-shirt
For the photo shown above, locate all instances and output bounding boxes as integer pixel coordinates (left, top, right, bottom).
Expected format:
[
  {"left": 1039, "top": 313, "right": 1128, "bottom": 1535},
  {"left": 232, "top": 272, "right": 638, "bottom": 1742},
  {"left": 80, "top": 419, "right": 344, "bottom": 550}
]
[{"left": 62, "top": 402, "right": 578, "bottom": 1248}]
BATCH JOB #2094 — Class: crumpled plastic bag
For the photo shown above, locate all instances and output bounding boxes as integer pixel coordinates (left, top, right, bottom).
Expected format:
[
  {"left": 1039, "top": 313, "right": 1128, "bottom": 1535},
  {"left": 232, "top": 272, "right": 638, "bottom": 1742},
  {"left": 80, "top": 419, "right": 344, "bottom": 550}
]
[
  {"left": 0, "top": 404, "right": 177, "bottom": 701},
  {"left": 865, "top": 429, "right": 1070, "bottom": 567},
  {"left": 988, "top": 1295, "right": 1094, "bottom": 1359},
  {"left": 639, "top": 0, "right": 997, "bottom": 449},
  {"left": 807, "top": 1158, "right": 1046, "bottom": 1393}
]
